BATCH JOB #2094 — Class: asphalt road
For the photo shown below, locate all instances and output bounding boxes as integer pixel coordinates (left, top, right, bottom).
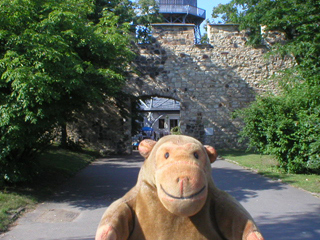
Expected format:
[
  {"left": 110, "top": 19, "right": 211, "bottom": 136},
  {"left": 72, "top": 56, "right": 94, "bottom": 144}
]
[{"left": 1, "top": 151, "right": 319, "bottom": 240}]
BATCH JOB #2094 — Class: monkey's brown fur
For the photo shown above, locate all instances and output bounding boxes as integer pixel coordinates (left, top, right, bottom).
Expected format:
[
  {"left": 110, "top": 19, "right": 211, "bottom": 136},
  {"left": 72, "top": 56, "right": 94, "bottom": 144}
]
[{"left": 96, "top": 135, "right": 264, "bottom": 240}]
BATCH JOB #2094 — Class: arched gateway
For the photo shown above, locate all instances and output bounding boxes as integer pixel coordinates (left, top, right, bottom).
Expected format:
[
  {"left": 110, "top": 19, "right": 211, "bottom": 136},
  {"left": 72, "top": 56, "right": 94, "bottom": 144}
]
[
  {"left": 67, "top": 23, "right": 291, "bottom": 154},
  {"left": 125, "top": 23, "right": 292, "bottom": 151}
]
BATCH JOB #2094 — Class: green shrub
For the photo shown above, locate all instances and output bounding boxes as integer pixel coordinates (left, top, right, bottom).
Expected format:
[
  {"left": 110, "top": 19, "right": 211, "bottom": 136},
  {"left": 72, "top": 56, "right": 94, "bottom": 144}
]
[
  {"left": 170, "top": 126, "right": 182, "bottom": 135},
  {"left": 236, "top": 85, "right": 320, "bottom": 174}
]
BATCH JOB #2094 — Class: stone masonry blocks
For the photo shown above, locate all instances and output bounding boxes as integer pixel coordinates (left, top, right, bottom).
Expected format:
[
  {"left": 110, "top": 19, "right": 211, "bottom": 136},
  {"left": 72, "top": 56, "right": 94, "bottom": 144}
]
[{"left": 126, "top": 23, "right": 293, "bottom": 148}]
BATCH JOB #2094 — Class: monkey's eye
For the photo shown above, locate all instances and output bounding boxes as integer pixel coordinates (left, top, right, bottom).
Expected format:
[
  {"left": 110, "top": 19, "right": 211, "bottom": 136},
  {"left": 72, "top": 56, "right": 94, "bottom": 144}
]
[
  {"left": 165, "top": 152, "right": 170, "bottom": 159},
  {"left": 194, "top": 152, "right": 199, "bottom": 159}
]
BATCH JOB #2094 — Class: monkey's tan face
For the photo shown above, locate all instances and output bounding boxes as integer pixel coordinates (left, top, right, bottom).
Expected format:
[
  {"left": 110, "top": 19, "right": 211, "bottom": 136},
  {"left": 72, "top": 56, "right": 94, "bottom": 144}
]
[{"left": 155, "top": 142, "right": 209, "bottom": 217}]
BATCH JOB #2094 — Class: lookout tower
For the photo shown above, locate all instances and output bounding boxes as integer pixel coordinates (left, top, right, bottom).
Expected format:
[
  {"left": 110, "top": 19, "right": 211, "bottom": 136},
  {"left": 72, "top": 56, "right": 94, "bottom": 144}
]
[{"left": 158, "top": 0, "right": 206, "bottom": 43}]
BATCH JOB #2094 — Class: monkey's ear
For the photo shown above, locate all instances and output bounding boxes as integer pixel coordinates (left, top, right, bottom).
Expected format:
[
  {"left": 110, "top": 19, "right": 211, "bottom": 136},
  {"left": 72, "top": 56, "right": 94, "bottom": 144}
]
[
  {"left": 204, "top": 145, "right": 218, "bottom": 163},
  {"left": 138, "top": 139, "right": 157, "bottom": 158}
]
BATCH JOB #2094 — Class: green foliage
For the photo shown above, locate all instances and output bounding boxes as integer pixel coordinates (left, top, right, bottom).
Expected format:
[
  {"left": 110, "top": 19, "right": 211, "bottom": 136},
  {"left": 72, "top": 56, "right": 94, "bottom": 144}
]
[
  {"left": 212, "top": 3, "right": 241, "bottom": 24},
  {"left": 200, "top": 33, "right": 209, "bottom": 44},
  {"left": 134, "top": 0, "right": 162, "bottom": 25},
  {"left": 133, "top": 0, "right": 163, "bottom": 43},
  {"left": 0, "top": 0, "right": 134, "bottom": 183},
  {"left": 236, "top": 84, "right": 320, "bottom": 174},
  {"left": 170, "top": 126, "right": 182, "bottom": 135},
  {"left": 90, "top": 0, "right": 135, "bottom": 24}
]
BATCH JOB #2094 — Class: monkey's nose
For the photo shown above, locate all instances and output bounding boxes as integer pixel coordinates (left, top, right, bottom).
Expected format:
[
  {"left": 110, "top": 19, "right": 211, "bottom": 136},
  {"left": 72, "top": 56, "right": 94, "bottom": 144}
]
[
  {"left": 177, "top": 176, "right": 190, "bottom": 183},
  {"left": 177, "top": 177, "right": 191, "bottom": 197}
]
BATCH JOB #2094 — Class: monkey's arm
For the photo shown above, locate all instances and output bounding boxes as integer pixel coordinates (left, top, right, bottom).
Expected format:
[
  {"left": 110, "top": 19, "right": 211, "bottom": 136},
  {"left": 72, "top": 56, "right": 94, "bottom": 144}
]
[
  {"left": 95, "top": 193, "right": 135, "bottom": 240},
  {"left": 212, "top": 190, "right": 264, "bottom": 240}
]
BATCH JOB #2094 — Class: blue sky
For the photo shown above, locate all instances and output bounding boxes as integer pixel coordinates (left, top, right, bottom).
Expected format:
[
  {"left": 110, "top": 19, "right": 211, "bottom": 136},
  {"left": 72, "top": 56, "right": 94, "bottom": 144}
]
[{"left": 197, "top": 0, "right": 230, "bottom": 32}]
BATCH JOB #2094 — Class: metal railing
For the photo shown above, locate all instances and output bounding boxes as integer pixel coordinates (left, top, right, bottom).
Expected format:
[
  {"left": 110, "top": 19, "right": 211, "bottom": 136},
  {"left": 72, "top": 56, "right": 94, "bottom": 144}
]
[
  {"left": 159, "top": 0, "right": 197, "bottom": 7},
  {"left": 159, "top": 4, "right": 205, "bottom": 19}
]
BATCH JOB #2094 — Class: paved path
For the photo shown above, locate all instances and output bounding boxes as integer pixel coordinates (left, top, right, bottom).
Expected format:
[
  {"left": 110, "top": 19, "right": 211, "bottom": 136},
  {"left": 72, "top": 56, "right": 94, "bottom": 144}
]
[{"left": 1, "top": 151, "right": 319, "bottom": 240}]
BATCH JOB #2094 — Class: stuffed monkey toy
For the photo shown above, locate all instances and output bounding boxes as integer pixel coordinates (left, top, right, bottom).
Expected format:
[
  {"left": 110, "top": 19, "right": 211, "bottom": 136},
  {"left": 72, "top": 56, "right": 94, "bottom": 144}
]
[{"left": 96, "top": 135, "right": 264, "bottom": 240}]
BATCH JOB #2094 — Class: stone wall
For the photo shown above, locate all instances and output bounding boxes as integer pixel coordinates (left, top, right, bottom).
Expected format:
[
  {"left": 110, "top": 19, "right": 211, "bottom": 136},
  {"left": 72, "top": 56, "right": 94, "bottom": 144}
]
[
  {"left": 207, "top": 24, "right": 293, "bottom": 93},
  {"left": 67, "top": 98, "right": 132, "bottom": 155},
  {"left": 126, "top": 23, "right": 293, "bottom": 148}
]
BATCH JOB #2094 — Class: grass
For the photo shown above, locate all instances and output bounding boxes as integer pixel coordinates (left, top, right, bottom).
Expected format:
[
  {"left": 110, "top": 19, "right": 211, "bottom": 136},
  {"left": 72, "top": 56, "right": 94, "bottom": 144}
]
[
  {"left": 34, "top": 147, "right": 98, "bottom": 195},
  {"left": 219, "top": 149, "right": 320, "bottom": 196},
  {"left": 0, "top": 192, "right": 35, "bottom": 232},
  {"left": 0, "top": 146, "right": 98, "bottom": 232}
]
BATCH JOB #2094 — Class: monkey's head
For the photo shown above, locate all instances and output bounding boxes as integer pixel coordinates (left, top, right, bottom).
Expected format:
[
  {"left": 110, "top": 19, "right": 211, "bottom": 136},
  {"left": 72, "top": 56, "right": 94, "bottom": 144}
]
[{"left": 138, "top": 135, "right": 217, "bottom": 217}]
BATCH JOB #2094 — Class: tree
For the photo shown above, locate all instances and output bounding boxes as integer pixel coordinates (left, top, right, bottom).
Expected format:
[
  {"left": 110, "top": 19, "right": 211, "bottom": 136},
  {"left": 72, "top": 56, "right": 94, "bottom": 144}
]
[
  {"left": 213, "top": 0, "right": 320, "bottom": 173},
  {"left": 90, "top": 0, "right": 135, "bottom": 24},
  {"left": 0, "top": 0, "right": 135, "bottom": 182},
  {"left": 133, "top": 0, "right": 163, "bottom": 43}
]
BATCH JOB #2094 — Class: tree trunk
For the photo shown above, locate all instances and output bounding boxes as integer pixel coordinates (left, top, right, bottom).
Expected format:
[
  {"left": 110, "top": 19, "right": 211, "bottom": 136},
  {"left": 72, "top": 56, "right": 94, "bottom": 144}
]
[{"left": 60, "top": 123, "right": 67, "bottom": 148}]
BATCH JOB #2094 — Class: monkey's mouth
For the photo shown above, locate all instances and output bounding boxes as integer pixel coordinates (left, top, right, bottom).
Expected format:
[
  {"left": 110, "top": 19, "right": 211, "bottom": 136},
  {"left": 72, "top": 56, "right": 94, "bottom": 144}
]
[{"left": 160, "top": 185, "right": 206, "bottom": 200}]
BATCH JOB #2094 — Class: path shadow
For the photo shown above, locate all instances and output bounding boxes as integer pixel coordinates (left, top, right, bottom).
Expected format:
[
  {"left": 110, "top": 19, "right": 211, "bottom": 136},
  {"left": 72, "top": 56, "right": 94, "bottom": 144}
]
[
  {"left": 49, "top": 153, "right": 320, "bottom": 239},
  {"left": 212, "top": 160, "right": 320, "bottom": 240},
  {"left": 51, "top": 152, "right": 144, "bottom": 210},
  {"left": 257, "top": 206, "right": 320, "bottom": 240},
  {"left": 211, "top": 159, "right": 286, "bottom": 202},
  {"left": 52, "top": 154, "right": 286, "bottom": 209}
]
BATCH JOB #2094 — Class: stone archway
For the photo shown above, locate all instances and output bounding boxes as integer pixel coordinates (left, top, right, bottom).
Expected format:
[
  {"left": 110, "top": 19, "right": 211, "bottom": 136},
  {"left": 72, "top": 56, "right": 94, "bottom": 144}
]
[
  {"left": 67, "top": 23, "right": 292, "bottom": 154},
  {"left": 126, "top": 23, "right": 292, "bottom": 149},
  {"left": 136, "top": 96, "right": 181, "bottom": 141}
]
